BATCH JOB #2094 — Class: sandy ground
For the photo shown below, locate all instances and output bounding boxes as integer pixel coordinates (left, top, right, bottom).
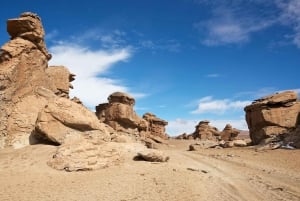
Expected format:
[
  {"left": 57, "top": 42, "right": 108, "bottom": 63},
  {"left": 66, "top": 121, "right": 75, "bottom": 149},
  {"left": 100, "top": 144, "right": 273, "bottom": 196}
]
[{"left": 0, "top": 139, "right": 300, "bottom": 201}]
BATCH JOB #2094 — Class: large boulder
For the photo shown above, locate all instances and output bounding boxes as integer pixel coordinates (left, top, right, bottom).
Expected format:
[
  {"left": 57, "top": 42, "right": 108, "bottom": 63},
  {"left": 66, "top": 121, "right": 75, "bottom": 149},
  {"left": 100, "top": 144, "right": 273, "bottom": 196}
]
[
  {"left": 244, "top": 91, "right": 300, "bottom": 145},
  {"left": 0, "top": 12, "right": 75, "bottom": 148},
  {"left": 48, "top": 140, "right": 122, "bottom": 171},
  {"left": 35, "top": 96, "right": 111, "bottom": 145}
]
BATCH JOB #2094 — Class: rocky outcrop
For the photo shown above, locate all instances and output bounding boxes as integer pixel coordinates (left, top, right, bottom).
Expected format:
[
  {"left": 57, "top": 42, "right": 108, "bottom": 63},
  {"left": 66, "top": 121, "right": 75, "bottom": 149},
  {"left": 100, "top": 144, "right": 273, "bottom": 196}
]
[
  {"left": 244, "top": 91, "right": 300, "bottom": 147},
  {"left": 0, "top": 12, "right": 75, "bottom": 148},
  {"left": 220, "top": 124, "right": 240, "bottom": 141},
  {"left": 35, "top": 93, "right": 111, "bottom": 145},
  {"left": 143, "top": 113, "right": 168, "bottom": 139},
  {"left": 191, "top": 120, "right": 220, "bottom": 140},
  {"left": 96, "top": 92, "right": 148, "bottom": 134}
]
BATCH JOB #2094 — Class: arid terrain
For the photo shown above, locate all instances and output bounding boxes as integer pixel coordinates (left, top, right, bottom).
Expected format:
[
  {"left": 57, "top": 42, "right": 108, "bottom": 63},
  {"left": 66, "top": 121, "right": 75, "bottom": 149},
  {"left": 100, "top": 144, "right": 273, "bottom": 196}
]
[{"left": 1, "top": 140, "right": 299, "bottom": 201}]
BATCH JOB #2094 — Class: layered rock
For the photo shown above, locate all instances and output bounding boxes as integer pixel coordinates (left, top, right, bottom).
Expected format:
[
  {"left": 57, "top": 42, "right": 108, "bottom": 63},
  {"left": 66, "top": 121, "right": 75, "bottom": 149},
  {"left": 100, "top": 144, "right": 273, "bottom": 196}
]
[
  {"left": 0, "top": 12, "right": 69, "bottom": 148},
  {"left": 96, "top": 92, "right": 148, "bottom": 135},
  {"left": 0, "top": 12, "right": 109, "bottom": 149},
  {"left": 244, "top": 91, "right": 300, "bottom": 146},
  {"left": 220, "top": 124, "right": 240, "bottom": 141},
  {"left": 143, "top": 112, "right": 168, "bottom": 140},
  {"left": 35, "top": 92, "right": 111, "bottom": 145},
  {"left": 191, "top": 120, "right": 220, "bottom": 140}
]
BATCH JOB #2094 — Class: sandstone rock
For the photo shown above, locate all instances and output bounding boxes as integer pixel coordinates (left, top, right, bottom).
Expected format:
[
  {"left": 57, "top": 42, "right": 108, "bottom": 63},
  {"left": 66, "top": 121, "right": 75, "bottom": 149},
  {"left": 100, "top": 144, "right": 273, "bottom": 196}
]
[
  {"left": 48, "top": 140, "right": 122, "bottom": 171},
  {"left": 137, "top": 149, "right": 169, "bottom": 162},
  {"left": 191, "top": 120, "right": 220, "bottom": 140},
  {"left": 96, "top": 92, "right": 148, "bottom": 133},
  {"left": 189, "top": 140, "right": 220, "bottom": 150},
  {"left": 220, "top": 124, "right": 240, "bottom": 141},
  {"left": 143, "top": 113, "right": 168, "bottom": 139},
  {"left": 0, "top": 13, "right": 74, "bottom": 148},
  {"left": 244, "top": 91, "right": 300, "bottom": 145},
  {"left": 6, "top": 12, "right": 51, "bottom": 60},
  {"left": 35, "top": 97, "right": 110, "bottom": 145},
  {"left": 46, "top": 66, "right": 75, "bottom": 98},
  {"left": 233, "top": 140, "right": 247, "bottom": 147}
]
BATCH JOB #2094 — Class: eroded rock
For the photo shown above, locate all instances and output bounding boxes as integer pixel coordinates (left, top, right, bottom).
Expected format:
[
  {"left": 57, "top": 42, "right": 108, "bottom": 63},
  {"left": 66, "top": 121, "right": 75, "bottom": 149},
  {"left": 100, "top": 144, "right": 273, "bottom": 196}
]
[{"left": 244, "top": 91, "right": 300, "bottom": 146}]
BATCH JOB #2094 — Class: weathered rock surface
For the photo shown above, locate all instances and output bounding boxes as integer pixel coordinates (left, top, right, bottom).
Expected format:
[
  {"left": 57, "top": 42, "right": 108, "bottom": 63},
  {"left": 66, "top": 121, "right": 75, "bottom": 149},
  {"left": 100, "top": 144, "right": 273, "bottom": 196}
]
[
  {"left": 244, "top": 91, "right": 300, "bottom": 146},
  {"left": 96, "top": 92, "right": 148, "bottom": 133},
  {"left": 220, "top": 124, "right": 240, "bottom": 141},
  {"left": 35, "top": 96, "right": 111, "bottom": 145},
  {"left": 143, "top": 113, "right": 168, "bottom": 140},
  {"left": 96, "top": 92, "right": 168, "bottom": 145},
  {"left": 0, "top": 12, "right": 75, "bottom": 148},
  {"left": 191, "top": 120, "right": 220, "bottom": 140},
  {"left": 136, "top": 149, "right": 169, "bottom": 162},
  {"left": 48, "top": 140, "right": 122, "bottom": 171}
]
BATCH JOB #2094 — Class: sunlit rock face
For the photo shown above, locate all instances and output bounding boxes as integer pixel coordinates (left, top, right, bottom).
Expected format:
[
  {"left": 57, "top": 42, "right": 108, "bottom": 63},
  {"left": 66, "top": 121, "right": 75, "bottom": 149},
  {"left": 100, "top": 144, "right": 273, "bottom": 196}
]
[
  {"left": 0, "top": 12, "right": 75, "bottom": 148},
  {"left": 244, "top": 91, "right": 300, "bottom": 147}
]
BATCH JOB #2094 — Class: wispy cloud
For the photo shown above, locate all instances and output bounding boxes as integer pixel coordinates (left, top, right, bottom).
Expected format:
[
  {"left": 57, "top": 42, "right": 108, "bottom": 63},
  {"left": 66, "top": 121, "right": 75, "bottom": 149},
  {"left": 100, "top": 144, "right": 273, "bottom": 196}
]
[
  {"left": 195, "top": 6, "right": 275, "bottom": 46},
  {"left": 276, "top": 0, "right": 300, "bottom": 48},
  {"left": 139, "top": 39, "right": 181, "bottom": 53},
  {"left": 191, "top": 96, "right": 251, "bottom": 114},
  {"left": 195, "top": 0, "right": 300, "bottom": 48},
  {"left": 167, "top": 118, "right": 248, "bottom": 136},
  {"left": 48, "top": 40, "right": 146, "bottom": 109},
  {"left": 206, "top": 73, "right": 220, "bottom": 78}
]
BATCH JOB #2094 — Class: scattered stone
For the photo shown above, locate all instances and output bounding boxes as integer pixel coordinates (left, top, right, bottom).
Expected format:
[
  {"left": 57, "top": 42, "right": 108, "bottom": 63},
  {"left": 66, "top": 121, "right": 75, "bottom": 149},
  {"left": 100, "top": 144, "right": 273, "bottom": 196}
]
[{"left": 136, "top": 149, "right": 169, "bottom": 162}]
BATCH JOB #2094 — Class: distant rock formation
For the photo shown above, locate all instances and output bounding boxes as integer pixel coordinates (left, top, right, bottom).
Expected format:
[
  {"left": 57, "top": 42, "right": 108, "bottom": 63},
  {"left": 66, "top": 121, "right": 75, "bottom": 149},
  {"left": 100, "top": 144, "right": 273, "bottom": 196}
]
[
  {"left": 95, "top": 92, "right": 168, "bottom": 142},
  {"left": 244, "top": 91, "right": 300, "bottom": 148},
  {"left": 143, "top": 113, "right": 168, "bottom": 140},
  {"left": 95, "top": 92, "right": 148, "bottom": 136},
  {"left": 191, "top": 120, "right": 220, "bottom": 140},
  {"left": 220, "top": 124, "right": 240, "bottom": 141}
]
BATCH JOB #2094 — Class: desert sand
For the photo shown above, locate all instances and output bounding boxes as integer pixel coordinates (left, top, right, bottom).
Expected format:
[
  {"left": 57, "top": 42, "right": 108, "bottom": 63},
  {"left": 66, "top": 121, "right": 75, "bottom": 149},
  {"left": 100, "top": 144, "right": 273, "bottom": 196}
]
[{"left": 0, "top": 140, "right": 299, "bottom": 201}]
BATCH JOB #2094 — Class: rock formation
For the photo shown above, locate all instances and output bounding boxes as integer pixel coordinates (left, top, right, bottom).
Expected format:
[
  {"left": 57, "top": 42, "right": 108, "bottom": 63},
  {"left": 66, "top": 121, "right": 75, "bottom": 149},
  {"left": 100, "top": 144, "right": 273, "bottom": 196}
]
[
  {"left": 191, "top": 120, "right": 220, "bottom": 140},
  {"left": 0, "top": 12, "right": 71, "bottom": 148},
  {"left": 0, "top": 12, "right": 171, "bottom": 172},
  {"left": 143, "top": 113, "right": 168, "bottom": 139},
  {"left": 0, "top": 12, "right": 110, "bottom": 149},
  {"left": 244, "top": 91, "right": 300, "bottom": 147},
  {"left": 95, "top": 92, "right": 148, "bottom": 135},
  {"left": 220, "top": 124, "right": 240, "bottom": 141},
  {"left": 95, "top": 92, "right": 168, "bottom": 142}
]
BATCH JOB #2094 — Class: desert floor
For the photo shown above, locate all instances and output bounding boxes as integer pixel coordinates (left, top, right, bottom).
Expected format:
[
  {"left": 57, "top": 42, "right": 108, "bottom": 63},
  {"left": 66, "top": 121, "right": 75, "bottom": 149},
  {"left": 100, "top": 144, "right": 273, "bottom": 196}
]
[{"left": 0, "top": 139, "right": 299, "bottom": 201}]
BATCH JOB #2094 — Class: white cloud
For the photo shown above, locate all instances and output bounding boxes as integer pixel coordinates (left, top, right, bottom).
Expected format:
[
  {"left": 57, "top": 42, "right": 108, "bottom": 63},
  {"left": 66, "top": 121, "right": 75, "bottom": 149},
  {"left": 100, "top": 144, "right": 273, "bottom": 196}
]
[
  {"left": 48, "top": 42, "right": 146, "bottom": 109},
  {"left": 191, "top": 96, "right": 251, "bottom": 114},
  {"left": 277, "top": 0, "right": 300, "bottom": 47},
  {"left": 167, "top": 118, "right": 248, "bottom": 136},
  {"left": 196, "top": 8, "right": 275, "bottom": 46}
]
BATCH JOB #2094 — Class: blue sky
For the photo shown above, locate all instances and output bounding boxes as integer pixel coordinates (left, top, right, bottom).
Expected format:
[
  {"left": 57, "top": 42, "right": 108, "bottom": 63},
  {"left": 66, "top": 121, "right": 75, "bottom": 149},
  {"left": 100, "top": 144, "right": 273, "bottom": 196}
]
[{"left": 1, "top": 0, "right": 299, "bottom": 135}]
